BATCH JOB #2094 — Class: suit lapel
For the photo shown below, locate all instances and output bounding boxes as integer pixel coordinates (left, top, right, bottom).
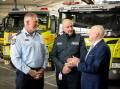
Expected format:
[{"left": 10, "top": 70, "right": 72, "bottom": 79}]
[
  {"left": 90, "top": 39, "right": 104, "bottom": 52},
  {"left": 85, "top": 39, "right": 104, "bottom": 61}
]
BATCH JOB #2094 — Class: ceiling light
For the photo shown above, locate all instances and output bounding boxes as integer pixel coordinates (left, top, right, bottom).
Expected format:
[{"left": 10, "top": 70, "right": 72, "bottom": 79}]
[{"left": 2, "top": 0, "right": 6, "bottom": 2}]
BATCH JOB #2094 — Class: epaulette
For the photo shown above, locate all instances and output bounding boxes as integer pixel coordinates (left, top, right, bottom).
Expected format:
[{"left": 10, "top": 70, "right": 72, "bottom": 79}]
[
  {"left": 56, "top": 34, "right": 61, "bottom": 38},
  {"left": 35, "top": 30, "right": 42, "bottom": 35},
  {"left": 16, "top": 31, "right": 21, "bottom": 36},
  {"left": 55, "top": 34, "right": 61, "bottom": 40}
]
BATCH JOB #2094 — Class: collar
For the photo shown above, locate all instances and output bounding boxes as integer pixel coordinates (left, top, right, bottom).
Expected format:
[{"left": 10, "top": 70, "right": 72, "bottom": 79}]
[
  {"left": 63, "top": 30, "right": 75, "bottom": 38},
  {"left": 22, "top": 28, "right": 36, "bottom": 37},
  {"left": 93, "top": 39, "right": 102, "bottom": 47}
]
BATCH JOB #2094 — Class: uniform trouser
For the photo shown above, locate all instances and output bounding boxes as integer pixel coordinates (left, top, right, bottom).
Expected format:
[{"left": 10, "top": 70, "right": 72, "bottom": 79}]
[
  {"left": 16, "top": 70, "right": 44, "bottom": 89},
  {"left": 56, "top": 71, "right": 81, "bottom": 89}
]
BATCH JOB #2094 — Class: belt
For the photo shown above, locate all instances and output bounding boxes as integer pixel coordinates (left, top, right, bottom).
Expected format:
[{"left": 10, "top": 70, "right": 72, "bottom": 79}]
[{"left": 30, "top": 67, "right": 41, "bottom": 71}]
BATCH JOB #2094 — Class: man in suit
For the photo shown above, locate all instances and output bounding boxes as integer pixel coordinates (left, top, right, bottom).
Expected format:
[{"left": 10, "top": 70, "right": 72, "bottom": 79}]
[
  {"left": 51, "top": 19, "right": 87, "bottom": 89},
  {"left": 67, "top": 25, "right": 111, "bottom": 89}
]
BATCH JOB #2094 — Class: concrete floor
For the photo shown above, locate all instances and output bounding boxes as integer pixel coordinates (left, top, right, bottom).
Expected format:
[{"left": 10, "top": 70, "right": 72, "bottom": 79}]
[
  {"left": 0, "top": 61, "right": 120, "bottom": 89},
  {"left": 0, "top": 62, "right": 57, "bottom": 89}
]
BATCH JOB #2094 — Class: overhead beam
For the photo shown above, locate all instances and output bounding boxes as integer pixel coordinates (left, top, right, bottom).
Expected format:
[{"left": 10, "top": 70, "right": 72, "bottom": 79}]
[{"left": 81, "top": 0, "right": 94, "bottom": 4}]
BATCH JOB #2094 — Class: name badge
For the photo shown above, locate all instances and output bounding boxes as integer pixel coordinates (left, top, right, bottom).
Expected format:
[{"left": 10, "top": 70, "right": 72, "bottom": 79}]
[
  {"left": 24, "top": 38, "right": 29, "bottom": 41},
  {"left": 59, "top": 72, "right": 62, "bottom": 80}
]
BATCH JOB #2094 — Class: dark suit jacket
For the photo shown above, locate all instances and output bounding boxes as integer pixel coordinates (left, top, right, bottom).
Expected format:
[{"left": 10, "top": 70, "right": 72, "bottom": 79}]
[{"left": 78, "top": 39, "right": 111, "bottom": 89}]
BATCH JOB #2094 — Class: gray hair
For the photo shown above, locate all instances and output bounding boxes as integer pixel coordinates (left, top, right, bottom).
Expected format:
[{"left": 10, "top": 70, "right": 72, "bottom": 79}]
[
  {"left": 91, "top": 25, "right": 105, "bottom": 38},
  {"left": 62, "top": 19, "right": 73, "bottom": 26},
  {"left": 24, "top": 13, "right": 38, "bottom": 25}
]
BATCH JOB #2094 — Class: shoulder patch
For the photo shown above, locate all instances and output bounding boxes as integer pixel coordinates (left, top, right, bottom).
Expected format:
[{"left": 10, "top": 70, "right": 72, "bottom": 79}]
[
  {"left": 10, "top": 36, "right": 16, "bottom": 45},
  {"left": 35, "top": 30, "right": 41, "bottom": 35},
  {"left": 11, "top": 38, "right": 16, "bottom": 45}
]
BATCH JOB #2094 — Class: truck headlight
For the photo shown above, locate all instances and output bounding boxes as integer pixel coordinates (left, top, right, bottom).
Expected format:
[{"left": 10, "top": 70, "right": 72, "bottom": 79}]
[
  {"left": 112, "top": 63, "right": 120, "bottom": 68},
  {"left": 112, "top": 70, "right": 117, "bottom": 74}
]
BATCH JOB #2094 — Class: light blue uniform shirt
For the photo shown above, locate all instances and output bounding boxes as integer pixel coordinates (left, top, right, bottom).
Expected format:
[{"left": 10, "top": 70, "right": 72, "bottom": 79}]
[{"left": 10, "top": 28, "right": 48, "bottom": 74}]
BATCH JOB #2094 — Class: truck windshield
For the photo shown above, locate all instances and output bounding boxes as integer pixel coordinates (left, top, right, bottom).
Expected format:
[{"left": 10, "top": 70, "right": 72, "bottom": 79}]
[
  {"left": 4, "top": 13, "right": 48, "bottom": 32},
  {"left": 59, "top": 12, "right": 120, "bottom": 37}
]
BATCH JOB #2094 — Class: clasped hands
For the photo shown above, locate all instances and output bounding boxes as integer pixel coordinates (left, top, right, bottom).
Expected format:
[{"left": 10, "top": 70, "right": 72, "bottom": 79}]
[
  {"left": 28, "top": 68, "right": 44, "bottom": 80},
  {"left": 62, "top": 56, "right": 80, "bottom": 74}
]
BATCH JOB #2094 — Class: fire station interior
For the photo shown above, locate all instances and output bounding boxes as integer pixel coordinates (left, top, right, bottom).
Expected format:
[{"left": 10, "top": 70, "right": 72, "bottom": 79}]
[{"left": 0, "top": 0, "right": 120, "bottom": 89}]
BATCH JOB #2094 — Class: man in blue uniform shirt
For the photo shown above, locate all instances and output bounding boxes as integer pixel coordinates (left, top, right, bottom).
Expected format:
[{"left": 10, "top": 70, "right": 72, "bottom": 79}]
[
  {"left": 52, "top": 19, "right": 87, "bottom": 89},
  {"left": 67, "top": 25, "right": 111, "bottom": 89},
  {"left": 10, "top": 13, "right": 48, "bottom": 89}
]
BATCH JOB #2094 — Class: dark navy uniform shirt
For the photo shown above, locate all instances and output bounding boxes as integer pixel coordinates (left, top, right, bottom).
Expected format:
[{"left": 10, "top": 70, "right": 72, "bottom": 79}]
[{"left": 52, "top": 32, "right": 87, "bottom": 72}]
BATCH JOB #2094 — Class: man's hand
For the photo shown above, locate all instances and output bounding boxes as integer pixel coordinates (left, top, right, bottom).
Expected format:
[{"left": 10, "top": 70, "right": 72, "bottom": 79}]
[
  {"left": 28, "top": 68, "right": 44, "bottom": 80},
  {"left": 62, "top": 64, "right": 71, "bottom": 74},
  {"left": 62, "top": 56, "right": 80, "bottom": 74},
  {"left": 37, "top": 68, "right": 44, "bottom": 78},
  {"left": 28, "top": 69, "right": 38, "bottom": 79},
  {"left": 67, "top": 56, "right": 80, "bottom": 67}
]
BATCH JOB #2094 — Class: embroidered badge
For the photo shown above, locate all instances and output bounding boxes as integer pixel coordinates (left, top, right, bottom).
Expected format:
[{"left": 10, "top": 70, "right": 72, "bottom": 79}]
[
  {"left": 57, "top": 42, "right": 62, "bottom": 45},
  {"left": 11, "top": 38, "right": 16, "bottom": 45},
  {"left": 71, "top": 42, "right": 79, "bottom": 45}
]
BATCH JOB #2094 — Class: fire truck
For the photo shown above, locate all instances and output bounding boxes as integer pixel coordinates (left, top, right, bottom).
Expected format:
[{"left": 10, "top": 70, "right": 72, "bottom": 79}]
[
  {"left": 51, "top": 3, "right": 120, "bottom": 79},
  {"left": 0, "top": 10, "right": 56, "bottom": 70}
]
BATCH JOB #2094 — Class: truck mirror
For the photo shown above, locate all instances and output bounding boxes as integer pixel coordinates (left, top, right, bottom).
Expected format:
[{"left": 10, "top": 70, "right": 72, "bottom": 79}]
[{"left": 50, "top": 15, "right": 56, "bottom": 33}]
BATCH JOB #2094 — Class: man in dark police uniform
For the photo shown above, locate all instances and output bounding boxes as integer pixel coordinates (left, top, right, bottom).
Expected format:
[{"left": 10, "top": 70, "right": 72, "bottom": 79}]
[{"left": 52, "top": 19, "right": 87, "bottom": 89}]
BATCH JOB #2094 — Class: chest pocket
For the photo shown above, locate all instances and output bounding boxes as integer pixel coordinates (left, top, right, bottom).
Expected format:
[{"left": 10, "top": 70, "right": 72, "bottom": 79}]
[{"left": 22, "top": 38, "right": 33, "bottom": 48}]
